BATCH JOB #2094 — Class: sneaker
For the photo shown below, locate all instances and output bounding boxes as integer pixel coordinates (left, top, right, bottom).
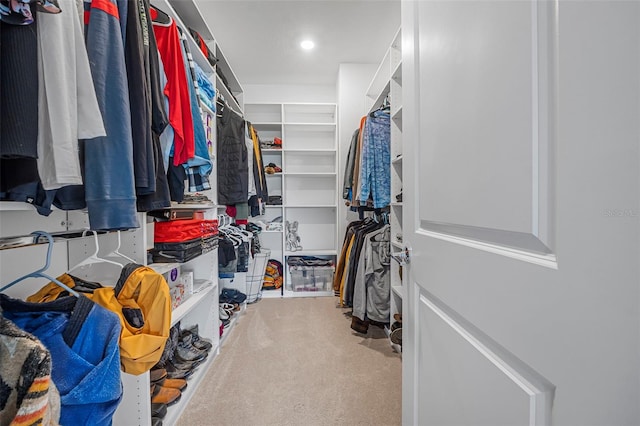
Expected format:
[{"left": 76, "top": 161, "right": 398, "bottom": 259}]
[
  {"left": 174, "top": 341, "right": 208, "bottom": 363},
  {"left": 390, "top": 327, "right": 402, "bottom": 345},
  {"left": 219, "top": 305, "right": 230, "bottom": 320},
  {"left": 181, "top": 329, "right": 213, "bottom": 352},
  {"left": 165, "top": 357, "right": 200, "bottom": 376}
]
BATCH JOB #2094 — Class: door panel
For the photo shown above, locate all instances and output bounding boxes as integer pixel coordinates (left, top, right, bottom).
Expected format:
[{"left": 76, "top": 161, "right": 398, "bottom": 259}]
[
  {"left": 416, "top": 287, "right": 553, "bottom": 426},
  {"left": 402, "top": 0, "right": 640, "bottom": 425},
  {"left": 417, "top": 0, "right": 555, "bottom": 254}
]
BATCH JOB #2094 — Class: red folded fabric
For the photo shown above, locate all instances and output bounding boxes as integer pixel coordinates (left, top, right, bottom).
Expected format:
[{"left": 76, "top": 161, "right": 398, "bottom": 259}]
[{"left": 154, "top": 219, "right": 218, "bottom": 243}]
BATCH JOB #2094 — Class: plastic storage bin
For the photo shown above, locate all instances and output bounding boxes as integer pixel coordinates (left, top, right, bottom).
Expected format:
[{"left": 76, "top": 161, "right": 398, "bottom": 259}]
[{"left": 287, "top": 265, "right": 334, "bottom": 292}]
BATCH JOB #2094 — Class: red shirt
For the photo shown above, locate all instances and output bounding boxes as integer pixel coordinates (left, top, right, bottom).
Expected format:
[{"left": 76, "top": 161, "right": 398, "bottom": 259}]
[{"left": 151, "top": 8, "right": 195, "bottom": 166}]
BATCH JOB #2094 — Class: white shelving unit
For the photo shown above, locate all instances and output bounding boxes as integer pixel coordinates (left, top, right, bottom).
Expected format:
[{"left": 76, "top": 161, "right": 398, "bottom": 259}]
[
  {"left": 366, "top": 28, "right": 403, "bottom": 353},
  {"left": 245, "top": 103, "right": 338, "bottom": 297},
  {"left": 0, "top": 0, "right": 246, "bottom": 424}
]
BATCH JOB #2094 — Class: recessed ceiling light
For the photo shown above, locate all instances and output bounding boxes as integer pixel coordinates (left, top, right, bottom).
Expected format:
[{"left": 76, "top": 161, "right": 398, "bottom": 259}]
[{"left": 300, "top": 40, "right": 315, "bottom": 50}]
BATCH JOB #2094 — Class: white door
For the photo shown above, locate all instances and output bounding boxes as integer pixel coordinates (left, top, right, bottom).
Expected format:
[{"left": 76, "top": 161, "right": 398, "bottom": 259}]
[{"left": 401, "top": 1, "right": 639, "bottom": 425}]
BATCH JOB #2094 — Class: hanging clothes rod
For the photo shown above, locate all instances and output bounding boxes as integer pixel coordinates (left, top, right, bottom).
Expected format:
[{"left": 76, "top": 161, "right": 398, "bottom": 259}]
[
  {"left": 0, "top": 229, "right": 113, "bottom": 251},
  {"left": 216, "top": 94, "right": 242, "bottom": 118}
]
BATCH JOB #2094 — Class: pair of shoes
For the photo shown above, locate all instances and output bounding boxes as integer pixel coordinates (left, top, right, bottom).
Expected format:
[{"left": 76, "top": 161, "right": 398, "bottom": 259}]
[
  {"left": 181, "top": 325, "right": 213, "bottom": 352},
  {"left": 150, "top": 383, "right": 181, "bottom": 406},
  {"left": 174, "top": 340, "right": 208, "bottom": 364},
  {"left": 150, "top": 368, "right": 188, "bottom": 391},
  {"left": 220, "top": 303, "right": 235, "bottom": 318}
]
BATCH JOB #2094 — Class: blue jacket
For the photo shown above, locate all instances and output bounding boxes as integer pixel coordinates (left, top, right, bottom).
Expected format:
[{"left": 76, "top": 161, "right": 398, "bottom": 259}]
[
  {"left": 0, "top": 295, "right": 123, "bottom": 426},
  {"left": 83, "top": 0, "right": 138, "bottom": 230}
]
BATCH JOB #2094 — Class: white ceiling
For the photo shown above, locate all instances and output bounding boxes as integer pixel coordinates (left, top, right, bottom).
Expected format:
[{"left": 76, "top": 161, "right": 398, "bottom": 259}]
[{"left": 194, "top": 0, "right": 401, "bottom": 87}]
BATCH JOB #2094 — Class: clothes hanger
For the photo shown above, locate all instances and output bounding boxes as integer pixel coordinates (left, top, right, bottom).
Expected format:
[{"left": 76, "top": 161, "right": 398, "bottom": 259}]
[
  {"left": 149, "top": 5, "right": 171, "bottom": 24},
  {"left": 67, "top": 230, "right": 123, "bottom": 274},
  {"left": 0, "top": 231, "right": 79, "bottom": 297},
  {"left": 103, "top": 231, "right": 136, "bottom": 265}
]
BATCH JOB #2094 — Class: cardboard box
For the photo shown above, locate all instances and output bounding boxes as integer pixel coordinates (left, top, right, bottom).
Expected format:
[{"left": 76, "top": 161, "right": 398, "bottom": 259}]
[
  {"left": 169, "top": 284, "right": 185, "bottom": 309},
  {"left": 179, "top": 271, "right": 194, "bottom": 295}
]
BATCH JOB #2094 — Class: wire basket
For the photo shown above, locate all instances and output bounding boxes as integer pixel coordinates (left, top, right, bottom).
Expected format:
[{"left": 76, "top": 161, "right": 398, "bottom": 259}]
[{"left": 246, "top": 249, "right": 271, "bottom": 303}]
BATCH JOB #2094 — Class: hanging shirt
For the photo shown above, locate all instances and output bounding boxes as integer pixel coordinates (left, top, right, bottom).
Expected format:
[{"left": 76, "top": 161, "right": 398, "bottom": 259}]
[
  {"left": 178, "top": 27, "right": 212, "bottom": 192},
  {"left": 359, "top": 110, "right": 391, "bottom": 209},
  {"left": 36, "top": 0, "right": 106, "bottom": 191},
  {"left": 59, "top": 0, "right": 139, "bottom": 231},
  {"left": 0, "top": 294, "right": 122, "bottom": 426},
  {"left": 124, "top": 0, "right": 155, "bottom": 195},
  {"left": 352, "top": 225, "right": 391, "bottom": 323},
  {"left": 151, "top": 7, "right": 195, "bottom": 166}
]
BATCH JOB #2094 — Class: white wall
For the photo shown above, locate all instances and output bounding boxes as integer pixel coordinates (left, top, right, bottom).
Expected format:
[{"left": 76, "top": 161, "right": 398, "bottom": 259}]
[
  {"left": 336, "top": 63, "right": 378, "bottom": 242},
  {"left": 243, "top": 84, "right": 336, "bottom": 104}
]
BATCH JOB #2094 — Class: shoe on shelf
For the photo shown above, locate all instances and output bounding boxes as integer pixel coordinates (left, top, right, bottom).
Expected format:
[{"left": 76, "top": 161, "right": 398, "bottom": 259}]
[
  {"left": 150, "top": 384, "right": 181, "bottom": 406},
  {"left": 162, "top": 359, "right": 194, "bottom": 379},
  {"left": 219, "top": 306, "right": 230, "bottom": 321},
  {"left": 180, "top": 330, "right": 212, "bottom": 352},
  {"left": 174, "top": 341, "right": 208, "bottom": 363},
  {"left": 150, "top": 368, "right": 167, "bottom": 384},
  {"left": 162, "top": 378, "right": 188, "bottom": 391},
  {"left": 151, "top": 403, "right": 167, "bottom": 419},
  {"left": 220, "top": 303, "right": 235, "bottom": 317},
  {"left": 390, "top": 327, "right": 402, "bottom": 346}
]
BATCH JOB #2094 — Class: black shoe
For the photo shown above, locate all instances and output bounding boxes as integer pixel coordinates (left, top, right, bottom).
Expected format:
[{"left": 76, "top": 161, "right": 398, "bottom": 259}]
[
  {"left": 164, "top": 358, "right": 196, "bottom": 379},
  {"left": 151, "top": 403, "right": 167, "bottom": 419}
]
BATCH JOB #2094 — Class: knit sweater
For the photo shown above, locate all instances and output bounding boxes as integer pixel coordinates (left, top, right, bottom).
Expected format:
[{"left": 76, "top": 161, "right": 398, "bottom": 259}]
[{"left": 0, "top": 311, "right": 60, "bottom": 426}]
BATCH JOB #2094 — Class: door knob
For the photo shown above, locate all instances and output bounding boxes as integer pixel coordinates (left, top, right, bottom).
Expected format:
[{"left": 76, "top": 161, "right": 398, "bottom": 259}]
[{"left": 391, "top": 246, "right": 410, "bottom": 265}]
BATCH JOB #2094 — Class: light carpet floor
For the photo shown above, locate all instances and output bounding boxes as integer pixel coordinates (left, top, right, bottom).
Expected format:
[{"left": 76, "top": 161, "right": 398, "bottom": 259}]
[{"left": 177, "top": 296, "right": 402, "bottom": 426}]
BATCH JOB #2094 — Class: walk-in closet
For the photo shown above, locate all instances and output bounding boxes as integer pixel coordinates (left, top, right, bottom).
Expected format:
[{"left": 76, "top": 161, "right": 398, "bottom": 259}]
[{"left": 2, "top": 0, "right": 639, "bottom": 425}]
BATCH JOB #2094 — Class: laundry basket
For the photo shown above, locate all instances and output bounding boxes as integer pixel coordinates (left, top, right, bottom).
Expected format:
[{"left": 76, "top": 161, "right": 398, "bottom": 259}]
[{"left": 246, "top": 249, "right": 271, "bottom": 303}]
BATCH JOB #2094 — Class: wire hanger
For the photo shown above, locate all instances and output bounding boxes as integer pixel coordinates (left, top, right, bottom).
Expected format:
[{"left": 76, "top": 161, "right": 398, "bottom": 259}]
[
  {"left": 68, "top": 230, "right": 123, "bottom": 274},
  {"left": 0, "top": 231, "right": 79, "bottom": 297},
  {"left": 103, "top": 230, "right": 136, "bottom": 265}
]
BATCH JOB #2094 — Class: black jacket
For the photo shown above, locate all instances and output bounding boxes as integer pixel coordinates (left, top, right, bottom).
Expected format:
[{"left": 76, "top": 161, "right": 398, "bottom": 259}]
[{"left": 217, "top": 106, "right": 248, "bottom": 205}]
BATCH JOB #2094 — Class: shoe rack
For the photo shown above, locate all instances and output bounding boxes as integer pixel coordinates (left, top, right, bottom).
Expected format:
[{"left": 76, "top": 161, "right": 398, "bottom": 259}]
[
  {"left": 245, "top": 103, "right": 338, "bottom": 298},
  {"left": 365, "top": 28, "right": 403, "bottom": 353}
]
